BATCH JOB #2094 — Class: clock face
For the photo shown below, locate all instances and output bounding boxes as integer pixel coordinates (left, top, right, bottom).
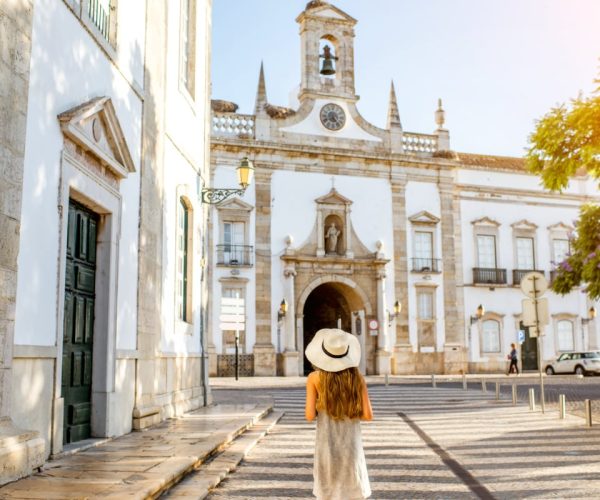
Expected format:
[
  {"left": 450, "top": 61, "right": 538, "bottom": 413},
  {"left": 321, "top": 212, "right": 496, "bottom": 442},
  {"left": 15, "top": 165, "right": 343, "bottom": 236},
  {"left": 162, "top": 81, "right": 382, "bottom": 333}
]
[{"left": 320, "top": 103, "right": 346, "bottom": 131}]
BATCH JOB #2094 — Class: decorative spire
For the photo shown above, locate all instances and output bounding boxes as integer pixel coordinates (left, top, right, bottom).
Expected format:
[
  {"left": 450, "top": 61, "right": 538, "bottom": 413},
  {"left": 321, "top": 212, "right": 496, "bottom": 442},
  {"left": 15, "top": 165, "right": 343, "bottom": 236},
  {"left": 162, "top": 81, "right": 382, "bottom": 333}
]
[
  {"left": 254, "top": 61, "right": 268, "bottom": 115},
  {"left": 387, "top": 81, "right": 402, "bottom": 130},
  {"left": 435, "top": 98, "right": 446, "bottom": 130}
]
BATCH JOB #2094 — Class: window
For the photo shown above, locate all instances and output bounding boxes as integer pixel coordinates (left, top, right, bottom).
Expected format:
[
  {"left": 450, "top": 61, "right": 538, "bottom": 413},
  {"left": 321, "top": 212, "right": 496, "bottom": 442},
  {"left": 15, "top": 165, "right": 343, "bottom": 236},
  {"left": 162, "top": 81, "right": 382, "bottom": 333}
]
[
  {"left": 516, "top": 237, "right": 535, "bottom": 269},
  {"left": 223, "top": 221, "right": 245, "bottom": 264},
  {"left": 221, "top": 287, "right": 245, "bottom": 354},
  {"left": 552, "top": 239, "right": 570, "bottom": 264},
  {"left": 417, "top": 291, "right": 434, "bottom": 320},
  {"left": 180, "top": 0, "right": 197, "bottom": 97},
  {"left": 86, "top": 0, "right": 116, "bottom": 46},
  {"left": 557, "top": 320, "right": 574, "bottom": 351},
  {"left": 415, "top": 231, "right": 433, "bottom": 259},
  {"left": 176, "top": 198, "right": 191, "bottom": 322},
  {"left": 482, "top": 320, "right": 501, "bottom": 352},
  {"left": 477, "top": 235, "right": 497, "bottom": 268}
]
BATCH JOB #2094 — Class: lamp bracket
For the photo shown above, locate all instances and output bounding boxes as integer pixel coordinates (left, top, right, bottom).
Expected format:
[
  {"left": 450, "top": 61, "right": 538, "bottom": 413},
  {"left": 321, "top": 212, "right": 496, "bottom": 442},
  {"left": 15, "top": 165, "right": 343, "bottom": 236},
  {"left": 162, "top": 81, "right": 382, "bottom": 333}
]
[{"left": 201, "top": 187, "right": 246, "bottom": 204}]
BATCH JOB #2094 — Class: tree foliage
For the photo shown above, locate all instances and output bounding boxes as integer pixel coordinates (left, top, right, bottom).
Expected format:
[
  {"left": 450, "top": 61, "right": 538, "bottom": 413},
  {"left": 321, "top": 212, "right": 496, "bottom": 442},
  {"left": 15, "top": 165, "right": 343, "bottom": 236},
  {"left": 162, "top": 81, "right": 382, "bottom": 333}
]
[{"left": 526, "top": 80, "right": 600, "bottom": 299}]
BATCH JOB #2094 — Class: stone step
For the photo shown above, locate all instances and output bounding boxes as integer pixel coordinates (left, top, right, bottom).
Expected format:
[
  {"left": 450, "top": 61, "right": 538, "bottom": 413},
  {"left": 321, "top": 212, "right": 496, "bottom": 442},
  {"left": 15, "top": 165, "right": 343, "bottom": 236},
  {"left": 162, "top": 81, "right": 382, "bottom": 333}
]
[{"left": 161, "top": 410, "right": 284, "bottom": 499}]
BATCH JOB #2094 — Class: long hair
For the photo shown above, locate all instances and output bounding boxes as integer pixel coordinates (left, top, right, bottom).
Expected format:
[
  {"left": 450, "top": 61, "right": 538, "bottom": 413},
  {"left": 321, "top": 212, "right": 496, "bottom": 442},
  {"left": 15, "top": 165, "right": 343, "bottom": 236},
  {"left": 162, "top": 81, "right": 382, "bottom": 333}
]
[{"left": 316, "top": 367, "right": 364, "bottom": 420}]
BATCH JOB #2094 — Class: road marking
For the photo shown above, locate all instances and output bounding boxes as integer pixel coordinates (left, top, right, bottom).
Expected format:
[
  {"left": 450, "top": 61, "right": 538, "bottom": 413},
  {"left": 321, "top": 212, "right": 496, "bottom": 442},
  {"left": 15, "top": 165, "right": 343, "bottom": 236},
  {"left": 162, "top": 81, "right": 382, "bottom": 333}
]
[{"left": 398, "top": 411, "right": 496, "bottom": 500}]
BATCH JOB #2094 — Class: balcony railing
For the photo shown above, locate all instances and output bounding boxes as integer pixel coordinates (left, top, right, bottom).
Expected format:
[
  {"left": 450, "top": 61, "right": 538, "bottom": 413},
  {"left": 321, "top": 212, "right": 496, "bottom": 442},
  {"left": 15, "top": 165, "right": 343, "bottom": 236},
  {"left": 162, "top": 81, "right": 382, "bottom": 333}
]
[
  {"left": 212, "top": 113, "right": 255, "bottom": 138},
  {"left": 402, "top": 132, "right": 438, "bottom": 153},
  {"left": 217, "top": 245, "right": 253, "bottom": 266},
  {"left": 512, "top": 269, "right": 544, "bottom": 286},
  {"left": 473, "top": 267, "right": 507, "bottom": 285},
  {"left": 411, "top": 258, "right": 441, "bottom": 273},
  {"left": 88, "top": 0, "right": 110, "bottom": 41}
]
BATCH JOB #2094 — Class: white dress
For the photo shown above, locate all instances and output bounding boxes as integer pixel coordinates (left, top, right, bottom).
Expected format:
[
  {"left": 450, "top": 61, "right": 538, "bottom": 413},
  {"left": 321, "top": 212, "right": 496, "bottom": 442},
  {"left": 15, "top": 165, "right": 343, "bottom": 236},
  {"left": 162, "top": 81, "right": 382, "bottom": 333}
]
[{"left": 313, "top": 411, "right": 371, "bottom": 500}]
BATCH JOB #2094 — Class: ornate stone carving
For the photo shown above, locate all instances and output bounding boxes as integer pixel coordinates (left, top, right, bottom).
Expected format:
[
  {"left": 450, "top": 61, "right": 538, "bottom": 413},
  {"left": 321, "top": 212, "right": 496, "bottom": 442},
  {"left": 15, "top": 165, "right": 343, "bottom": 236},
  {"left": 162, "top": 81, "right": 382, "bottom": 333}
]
[{"left": 325, "top": 222, "right": 341, "bottom": 254}]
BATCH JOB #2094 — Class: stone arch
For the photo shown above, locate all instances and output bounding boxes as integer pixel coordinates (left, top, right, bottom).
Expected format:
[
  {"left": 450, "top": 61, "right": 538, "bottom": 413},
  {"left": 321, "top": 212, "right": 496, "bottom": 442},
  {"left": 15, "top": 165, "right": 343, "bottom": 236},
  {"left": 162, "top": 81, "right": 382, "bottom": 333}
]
[{"left": 297, "top": 274, "right": 373, "bottom": 317}]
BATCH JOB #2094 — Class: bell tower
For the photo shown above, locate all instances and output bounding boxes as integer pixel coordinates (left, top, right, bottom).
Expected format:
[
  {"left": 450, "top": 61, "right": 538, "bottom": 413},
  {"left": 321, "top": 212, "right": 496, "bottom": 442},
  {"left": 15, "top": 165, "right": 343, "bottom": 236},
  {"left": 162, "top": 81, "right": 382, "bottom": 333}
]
[{"left": 296, "top": 1, "right": 358, "bottom": 102}]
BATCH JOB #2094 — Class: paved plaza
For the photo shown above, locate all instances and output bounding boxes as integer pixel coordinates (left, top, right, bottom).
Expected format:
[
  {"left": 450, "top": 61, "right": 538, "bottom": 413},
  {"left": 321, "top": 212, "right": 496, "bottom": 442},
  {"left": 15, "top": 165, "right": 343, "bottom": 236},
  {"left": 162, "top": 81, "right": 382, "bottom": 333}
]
[{"left": 1, "top": 376, "right": 600, "bottom": 499}]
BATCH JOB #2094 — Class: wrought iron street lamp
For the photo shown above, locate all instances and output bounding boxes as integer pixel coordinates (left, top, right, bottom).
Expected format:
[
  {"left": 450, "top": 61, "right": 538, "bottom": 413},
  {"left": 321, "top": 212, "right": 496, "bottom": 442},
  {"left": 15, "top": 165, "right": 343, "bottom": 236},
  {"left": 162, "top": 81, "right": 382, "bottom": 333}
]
[{"left": 201, "top": 156, "right": 255, "bottom": 204}]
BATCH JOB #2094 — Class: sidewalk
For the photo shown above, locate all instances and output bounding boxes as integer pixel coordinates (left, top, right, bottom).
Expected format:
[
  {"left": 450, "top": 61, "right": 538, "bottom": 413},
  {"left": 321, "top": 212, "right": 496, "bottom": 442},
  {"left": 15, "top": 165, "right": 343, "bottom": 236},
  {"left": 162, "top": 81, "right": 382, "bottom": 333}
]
[{"left": 0, "top": 402, "right": 271, "bottom": 499}]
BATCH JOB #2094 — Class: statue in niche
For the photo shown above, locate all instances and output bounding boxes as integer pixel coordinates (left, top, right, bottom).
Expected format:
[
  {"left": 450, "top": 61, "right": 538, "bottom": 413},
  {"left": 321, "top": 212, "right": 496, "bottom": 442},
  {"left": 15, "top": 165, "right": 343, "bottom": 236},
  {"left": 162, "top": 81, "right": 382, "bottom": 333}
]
[{"left": 325, "top": 222, "right": 341, "bottom": 254}]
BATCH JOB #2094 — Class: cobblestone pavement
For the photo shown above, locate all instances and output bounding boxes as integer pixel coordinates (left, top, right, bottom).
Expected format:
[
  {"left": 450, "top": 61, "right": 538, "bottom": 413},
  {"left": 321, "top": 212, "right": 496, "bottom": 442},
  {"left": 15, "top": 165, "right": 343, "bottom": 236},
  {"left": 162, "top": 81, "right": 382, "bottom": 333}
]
[{"left": 206, "top": 382, "right": 600, "bottom": 500}]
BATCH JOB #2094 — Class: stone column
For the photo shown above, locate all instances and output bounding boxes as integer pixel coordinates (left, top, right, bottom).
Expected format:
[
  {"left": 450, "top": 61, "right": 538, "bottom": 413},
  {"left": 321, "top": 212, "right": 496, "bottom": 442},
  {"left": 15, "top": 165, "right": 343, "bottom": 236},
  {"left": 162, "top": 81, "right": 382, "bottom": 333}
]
[
  {"left": 375, "top": 270, "right": 391, "bottom": 374},
  {"left": 282, "top": 266, "right": 299, "bottom": 376},
  {"left": 253, "top": 169, "right": 276, "bottom": 375},
  {"left": 390, "top": 178, "right": 413, "bottom": 374},
  {"left": 133, "top": 0, "right": 168, "bottom": 429},
  {"left": 0, "top": 0, "right": 45, "bottom": 484},
  {"left": 439, "top": 180, "right": 467, "bottom": 373}
]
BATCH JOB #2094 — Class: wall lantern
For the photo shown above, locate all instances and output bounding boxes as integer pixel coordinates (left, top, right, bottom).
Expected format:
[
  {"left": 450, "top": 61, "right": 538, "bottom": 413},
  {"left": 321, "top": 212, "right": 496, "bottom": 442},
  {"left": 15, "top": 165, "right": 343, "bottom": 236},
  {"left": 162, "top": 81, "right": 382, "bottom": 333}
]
[
  {"left": 582, "top": 306, "right": 597, "bottom": 325},
  {"left": 470, "top": 304, "right": 485, "bottom": 325},
  {"left": 278, "top": 299, "right": 288, "bottom": 322},
  {"left": 387, "top": 300, "right": 402, "bottom": 326},
  {"left": 201, "top": 156, "right": 255, "bottom": 204}
]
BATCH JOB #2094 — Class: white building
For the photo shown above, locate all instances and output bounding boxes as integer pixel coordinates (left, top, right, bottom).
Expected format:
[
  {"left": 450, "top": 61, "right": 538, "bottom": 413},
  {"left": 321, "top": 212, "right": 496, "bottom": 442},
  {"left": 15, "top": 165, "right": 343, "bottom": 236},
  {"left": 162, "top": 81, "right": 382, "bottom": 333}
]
[
  {"left": 208, "top": 0, "right": 599, "bottom": 377},
  {"left": 1, "top": 0, "right": 212, "bottom": 483}
]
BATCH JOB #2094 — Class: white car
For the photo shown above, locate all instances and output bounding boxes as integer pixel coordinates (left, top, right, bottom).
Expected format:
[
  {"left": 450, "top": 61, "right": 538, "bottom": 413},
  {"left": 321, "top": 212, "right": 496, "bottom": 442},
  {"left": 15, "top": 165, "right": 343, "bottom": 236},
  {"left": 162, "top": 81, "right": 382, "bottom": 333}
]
[{"left": 545, "top": 351, "right": 600, "bottom": 376}]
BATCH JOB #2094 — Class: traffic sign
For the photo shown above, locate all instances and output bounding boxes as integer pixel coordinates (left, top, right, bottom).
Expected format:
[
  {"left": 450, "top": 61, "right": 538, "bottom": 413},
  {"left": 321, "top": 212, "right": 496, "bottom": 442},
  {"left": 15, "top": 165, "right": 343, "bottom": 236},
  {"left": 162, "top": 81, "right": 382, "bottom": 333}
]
[
  {"left": 520, "top": 272, "right": 548, "bottom": 299},
  {"left": 522, "top": 298, "right": 549, "bottom": 327},
  {"left": 518, "top": 330, "right": 525, "bottom": 344}
]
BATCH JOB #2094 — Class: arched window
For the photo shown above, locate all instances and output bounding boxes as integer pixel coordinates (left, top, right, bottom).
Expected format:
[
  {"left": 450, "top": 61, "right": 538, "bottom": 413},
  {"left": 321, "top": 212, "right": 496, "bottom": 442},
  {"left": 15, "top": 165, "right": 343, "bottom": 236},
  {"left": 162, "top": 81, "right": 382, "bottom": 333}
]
[
  {"left": 482, "top": 320, "right": 501, "bottom": 353},
  {"left": 557, "top": 320, "right": 574, "bottom": 351},
  {"left": 176, "top": 197, "right": 192, "bottom": 322}
]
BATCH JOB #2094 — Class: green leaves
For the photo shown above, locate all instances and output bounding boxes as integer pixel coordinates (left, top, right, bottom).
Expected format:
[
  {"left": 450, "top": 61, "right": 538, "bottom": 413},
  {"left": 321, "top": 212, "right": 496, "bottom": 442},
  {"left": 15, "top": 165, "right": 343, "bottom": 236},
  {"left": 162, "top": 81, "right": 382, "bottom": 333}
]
[{"left": 527, "top": 80, "right": 600, "bottom": 299}]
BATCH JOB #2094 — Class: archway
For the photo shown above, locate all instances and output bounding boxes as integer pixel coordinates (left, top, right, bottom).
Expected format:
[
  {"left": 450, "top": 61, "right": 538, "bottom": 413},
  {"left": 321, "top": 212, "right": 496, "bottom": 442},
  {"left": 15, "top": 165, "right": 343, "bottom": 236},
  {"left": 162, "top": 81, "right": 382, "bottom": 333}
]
[{"left": 302, "top": 281, "right": 368, "bottom": 375}]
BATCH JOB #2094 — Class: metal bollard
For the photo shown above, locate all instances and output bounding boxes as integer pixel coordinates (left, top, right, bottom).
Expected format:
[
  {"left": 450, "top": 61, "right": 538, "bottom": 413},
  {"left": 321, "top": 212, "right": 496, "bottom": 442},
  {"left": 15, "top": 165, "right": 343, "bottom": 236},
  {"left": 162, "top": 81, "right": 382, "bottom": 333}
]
[
  {"left": 512, "top": 384, "right": 517, "bottom": 406},
  {"left": 481, "top": 380, "right": 487, "bottom": 393},
  {"left": 462, "top": 373, "right": 467, "bottom": 390},
  {"left": 495, "top": 382, "right": 500, "bottom": 400},
  {"left": 585, "top": 399, "right": 593, "bottom": 427},
  {"left": 559, "top": 394, "right": 566, "bottom": 419},
  {"left": 385, "top": 374, "right": 389, "bottom": 386},
  {"left": 529, "top": 388, "right": 536, "bottom": 411},
  {"left": 431, "top": 374, "right": 436, "bottom": 388}
]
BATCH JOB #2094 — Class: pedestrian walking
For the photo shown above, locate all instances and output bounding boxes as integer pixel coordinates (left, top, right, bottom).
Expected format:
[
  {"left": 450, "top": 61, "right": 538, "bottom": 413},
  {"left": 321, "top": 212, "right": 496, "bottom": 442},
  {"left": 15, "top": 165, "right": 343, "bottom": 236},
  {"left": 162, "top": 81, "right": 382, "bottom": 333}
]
[
  {"left": 305, "top": 328, "right": 373, "bottom": 500},
  {"left": 507, "top": 342, "right": 519, "bottom": 375}
]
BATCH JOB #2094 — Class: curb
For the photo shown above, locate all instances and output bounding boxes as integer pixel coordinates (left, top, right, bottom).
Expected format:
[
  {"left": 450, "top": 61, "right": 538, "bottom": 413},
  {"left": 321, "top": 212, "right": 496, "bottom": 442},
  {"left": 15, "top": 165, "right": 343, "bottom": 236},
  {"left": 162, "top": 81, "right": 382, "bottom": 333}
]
[
  {"left": 145, "top": 403, "right": 273, "bottom": 499},
  {"left": 161, "top": 410, "right": 284, "bottom": 499}
]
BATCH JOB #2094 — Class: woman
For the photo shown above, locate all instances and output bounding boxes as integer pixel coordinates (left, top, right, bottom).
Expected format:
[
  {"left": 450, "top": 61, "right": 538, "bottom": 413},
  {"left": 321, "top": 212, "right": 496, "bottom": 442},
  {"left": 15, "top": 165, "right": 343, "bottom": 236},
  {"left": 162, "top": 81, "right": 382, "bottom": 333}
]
[
  {"left": 305, "top": 328, "right": 373, "bottom": 500},
  {"left": 507, "top": 342, "right": 519, "bottom": 375}
]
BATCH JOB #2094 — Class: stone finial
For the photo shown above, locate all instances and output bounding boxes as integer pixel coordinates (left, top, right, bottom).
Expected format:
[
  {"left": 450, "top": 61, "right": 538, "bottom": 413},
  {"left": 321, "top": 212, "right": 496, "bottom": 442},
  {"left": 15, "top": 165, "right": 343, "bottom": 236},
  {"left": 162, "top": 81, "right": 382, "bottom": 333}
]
[
  {"left": 254, "top": 61, "right": 268, "bottom": 115},
  {"left": 285, "top": 234, "right": 294, "bottom": 248},
  {"left": 387, "top": 81, "right": 402, "bottom": 130},
  {"left": 435, "top": 98, "right": 446, "bottom": 130}
]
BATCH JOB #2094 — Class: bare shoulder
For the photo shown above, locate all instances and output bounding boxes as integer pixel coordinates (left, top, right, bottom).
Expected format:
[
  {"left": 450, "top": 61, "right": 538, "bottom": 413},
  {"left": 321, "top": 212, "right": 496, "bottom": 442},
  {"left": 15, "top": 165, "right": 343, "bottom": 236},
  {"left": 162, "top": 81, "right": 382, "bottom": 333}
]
[{"left": 307, "top": 370, "right": 320, "bottom": 385}]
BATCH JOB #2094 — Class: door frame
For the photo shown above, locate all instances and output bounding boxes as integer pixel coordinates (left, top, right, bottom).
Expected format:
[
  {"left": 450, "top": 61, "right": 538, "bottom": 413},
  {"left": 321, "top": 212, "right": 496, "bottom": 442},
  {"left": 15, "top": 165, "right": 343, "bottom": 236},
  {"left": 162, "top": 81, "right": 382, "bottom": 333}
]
[{"left": 54, "top": 150, "right": 122, "bottom": 454}]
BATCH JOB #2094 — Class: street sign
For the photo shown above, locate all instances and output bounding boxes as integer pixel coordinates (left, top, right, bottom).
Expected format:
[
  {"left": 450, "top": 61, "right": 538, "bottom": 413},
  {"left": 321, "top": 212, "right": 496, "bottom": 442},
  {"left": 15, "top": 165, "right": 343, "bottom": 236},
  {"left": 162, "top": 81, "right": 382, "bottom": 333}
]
[
  {"left": 520, "top": 272, "right": 548, "bottom": 299},
  {"left": 522, "top": 298, "right": 549, "bottom": 327},
  {"left": 220, "top": 297, "right": 245, "bottom": 331},
  {"left": 518, "top": 330, "right": 525, "bottom": 343}
]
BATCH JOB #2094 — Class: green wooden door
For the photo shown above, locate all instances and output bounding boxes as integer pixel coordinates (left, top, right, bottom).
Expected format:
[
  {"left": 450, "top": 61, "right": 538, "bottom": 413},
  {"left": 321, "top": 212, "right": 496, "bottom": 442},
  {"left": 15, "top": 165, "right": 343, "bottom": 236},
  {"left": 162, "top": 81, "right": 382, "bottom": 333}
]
[
  {"left": 62, "top": 200, "right": 98, "bottom": 444},
  {"left": 521, "top": 325, "right": 539, "bottom": 371}
]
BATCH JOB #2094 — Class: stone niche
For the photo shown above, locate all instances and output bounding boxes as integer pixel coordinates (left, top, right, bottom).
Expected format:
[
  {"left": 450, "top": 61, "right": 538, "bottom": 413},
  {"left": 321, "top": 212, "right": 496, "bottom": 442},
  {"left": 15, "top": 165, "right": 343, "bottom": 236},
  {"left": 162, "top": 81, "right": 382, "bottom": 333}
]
[{"left": 314, "top": 188, "right": 356, "bottom": 258}]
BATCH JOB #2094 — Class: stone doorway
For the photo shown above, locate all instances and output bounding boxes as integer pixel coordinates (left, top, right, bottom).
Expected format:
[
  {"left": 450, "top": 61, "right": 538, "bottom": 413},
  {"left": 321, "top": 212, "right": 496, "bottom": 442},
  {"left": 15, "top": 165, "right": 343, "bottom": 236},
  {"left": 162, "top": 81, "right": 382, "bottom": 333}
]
[{"left": 302, "top": 282, "right": 370, "bottom": 375}]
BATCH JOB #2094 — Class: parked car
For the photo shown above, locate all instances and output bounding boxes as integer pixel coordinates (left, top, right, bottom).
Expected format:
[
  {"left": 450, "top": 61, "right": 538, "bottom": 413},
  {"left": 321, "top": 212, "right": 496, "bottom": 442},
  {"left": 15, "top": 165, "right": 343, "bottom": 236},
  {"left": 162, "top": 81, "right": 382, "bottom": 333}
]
[{"left": 545, "top": 351, "right": 600, "bottom": 376}]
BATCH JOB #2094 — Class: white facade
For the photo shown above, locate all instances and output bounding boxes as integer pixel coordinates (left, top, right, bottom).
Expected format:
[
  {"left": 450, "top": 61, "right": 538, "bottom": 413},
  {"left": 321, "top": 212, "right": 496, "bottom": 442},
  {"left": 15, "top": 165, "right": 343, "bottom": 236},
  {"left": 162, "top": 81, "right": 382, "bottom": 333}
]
[
  {"left": 8, "top": 0, "right": 212, "bottom": 467},
  {"left": 209, "top": 1, "right": 600, "bottom": 377}
]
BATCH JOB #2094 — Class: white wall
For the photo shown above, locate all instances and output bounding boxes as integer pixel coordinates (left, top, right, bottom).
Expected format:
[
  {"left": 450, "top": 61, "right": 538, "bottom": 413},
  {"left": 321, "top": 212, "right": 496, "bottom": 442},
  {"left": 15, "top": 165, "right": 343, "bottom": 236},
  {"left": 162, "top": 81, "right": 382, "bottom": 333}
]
[{"left": 15, "top": 0, "right": 143, "bottom": 349}]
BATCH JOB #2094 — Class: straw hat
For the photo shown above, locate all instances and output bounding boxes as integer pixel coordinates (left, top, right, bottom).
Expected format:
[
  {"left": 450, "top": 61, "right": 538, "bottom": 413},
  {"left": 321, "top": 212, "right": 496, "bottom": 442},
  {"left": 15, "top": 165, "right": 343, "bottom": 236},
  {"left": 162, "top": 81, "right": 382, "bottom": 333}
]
[{"left": 305, "top": 328, "right": 360, "bottom": 372}]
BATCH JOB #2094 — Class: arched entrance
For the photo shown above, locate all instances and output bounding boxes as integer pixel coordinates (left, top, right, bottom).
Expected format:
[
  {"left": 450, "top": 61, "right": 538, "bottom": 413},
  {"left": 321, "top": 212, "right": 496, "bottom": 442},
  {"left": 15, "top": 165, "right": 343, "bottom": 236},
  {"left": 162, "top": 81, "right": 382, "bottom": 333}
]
[{"left": 302, "top": 281, "right": 371, "bottom": 375}]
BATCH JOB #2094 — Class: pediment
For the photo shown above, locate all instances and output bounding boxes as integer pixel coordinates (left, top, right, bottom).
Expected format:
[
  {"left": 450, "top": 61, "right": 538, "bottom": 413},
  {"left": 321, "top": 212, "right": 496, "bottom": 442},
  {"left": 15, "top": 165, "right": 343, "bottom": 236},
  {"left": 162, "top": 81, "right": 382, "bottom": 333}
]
[
  {"left": 409, "top": 211, "right": 440, "bottom": 225},
  {"left": 216, "top": 197, "right": 254, "bottom": 212},
  {"left": 315, "top": 188, "right": 353, "bottom": 206},
  {"left": 547, "top": 222, "right": 574, "bottom": 232},
  {"left": 298, "top": 3, "right": 357, "bottom": 24},
  {"left": 511, "top": 219, "right": 538, "bottom": 230},
  {"left": 471, "top": 216, "right": 500, "bottom": 227},
  {"left": 58, "top": 97, "right": 135, "bottom": 179}
]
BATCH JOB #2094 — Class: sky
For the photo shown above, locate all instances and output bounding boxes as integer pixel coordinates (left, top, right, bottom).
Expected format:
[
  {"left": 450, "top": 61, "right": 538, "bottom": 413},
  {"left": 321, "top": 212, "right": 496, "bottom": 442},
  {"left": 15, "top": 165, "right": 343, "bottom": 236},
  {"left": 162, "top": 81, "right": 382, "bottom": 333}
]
[{"left": 212, "top": 0, "right": 600, "bottom": 157}]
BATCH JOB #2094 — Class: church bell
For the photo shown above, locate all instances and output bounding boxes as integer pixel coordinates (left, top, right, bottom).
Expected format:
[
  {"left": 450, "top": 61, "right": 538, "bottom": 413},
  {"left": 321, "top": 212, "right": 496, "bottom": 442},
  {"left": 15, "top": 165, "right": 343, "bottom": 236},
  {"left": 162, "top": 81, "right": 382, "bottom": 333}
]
[{"left": 320, "top": 58, "right": 336, "bottom": 76}]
